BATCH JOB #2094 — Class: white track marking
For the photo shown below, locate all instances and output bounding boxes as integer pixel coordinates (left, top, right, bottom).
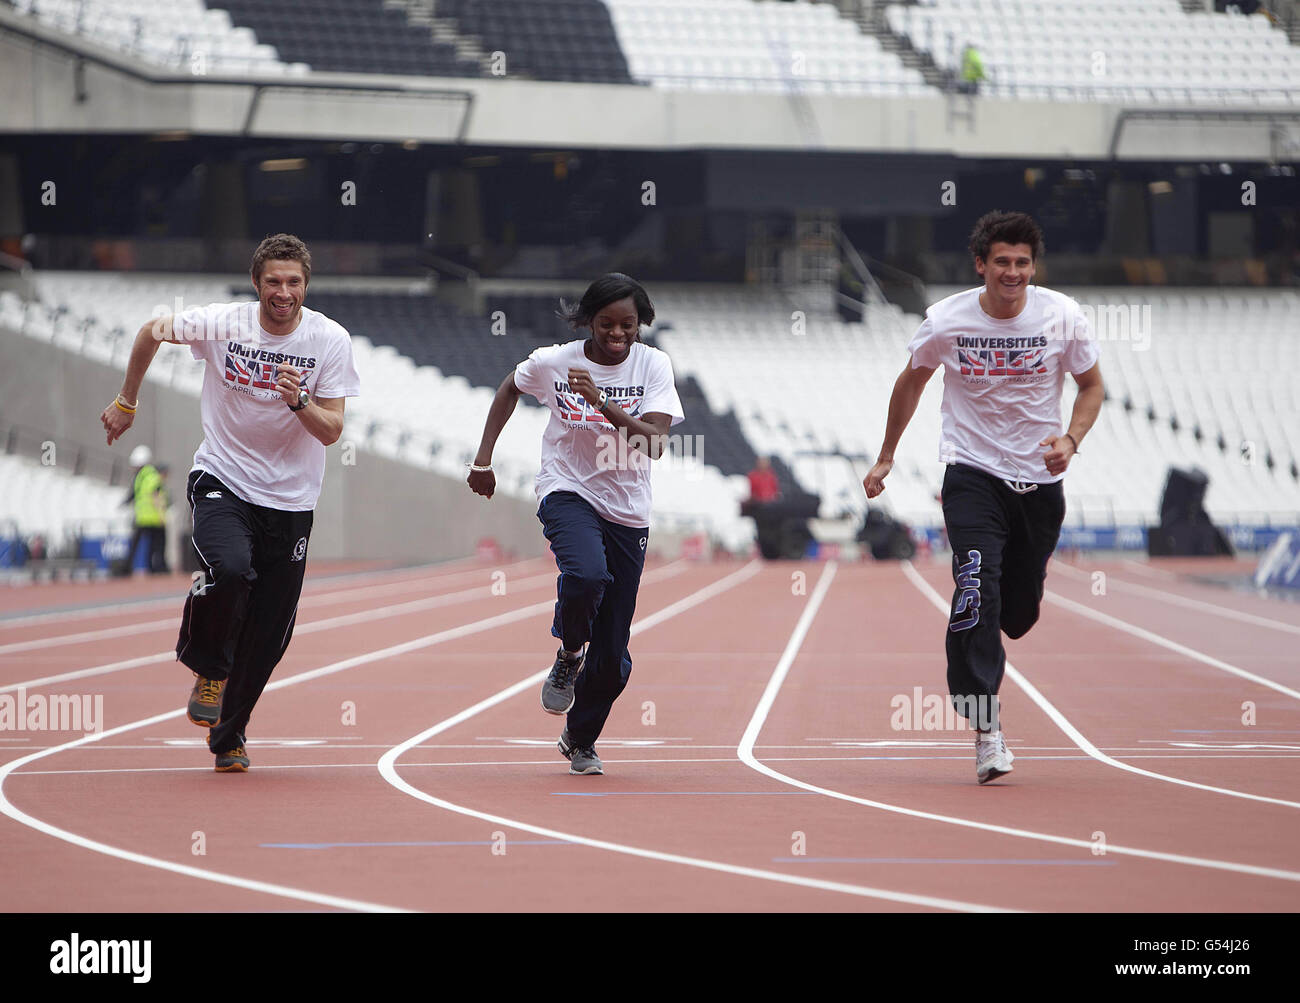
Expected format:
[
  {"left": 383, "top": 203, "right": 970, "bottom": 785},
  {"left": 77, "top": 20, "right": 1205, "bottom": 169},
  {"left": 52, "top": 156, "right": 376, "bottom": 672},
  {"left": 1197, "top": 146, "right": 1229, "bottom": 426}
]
[
  {"left": 1049, "top": 559, "right": 1300, "bottom": 636},
  {"left": 0, "top": 557, "right": 549, "bottom": 654},
  {"left": 0, "top": 619, "right": 181, "bottom": 656},
  {"left": 734, "top": 561, "right": 1300, "bottom": 885},
  {"left": 377, "top": 560, "right": 1009, "bottom": 912},
  {"left": 1041, "top": 587, "right": 1300, "bottom": 702},
  {"left": 0, "top": 705, "right": 406, "bottom": 913},
  {"left": 0, "top": 555, "right": 487, "bottom": 630},
  {"left": 0, "top": 651, "right": 175, "bottom": 695},
  {"left": 0, "top": 561, "right": 684, "bottom": 695},
  {"left": 901, "top": 563, "right": 1300, "bottom": 810},
  {"left": 0, "top": 562, "right": 699, "bottom": 909}
]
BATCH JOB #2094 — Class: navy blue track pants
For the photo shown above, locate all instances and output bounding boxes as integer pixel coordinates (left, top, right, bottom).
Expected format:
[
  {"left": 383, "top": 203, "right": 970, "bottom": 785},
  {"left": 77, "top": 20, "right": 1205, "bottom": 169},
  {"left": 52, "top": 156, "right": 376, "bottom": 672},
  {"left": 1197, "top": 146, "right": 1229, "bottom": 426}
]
[{"left": 538, "top": 490, "right": 648, "bottom": 747}]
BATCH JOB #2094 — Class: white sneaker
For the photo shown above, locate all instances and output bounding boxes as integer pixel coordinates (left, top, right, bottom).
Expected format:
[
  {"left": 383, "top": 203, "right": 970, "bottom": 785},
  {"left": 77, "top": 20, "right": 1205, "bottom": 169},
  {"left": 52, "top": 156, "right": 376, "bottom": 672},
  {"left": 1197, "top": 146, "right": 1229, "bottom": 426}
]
[{"left": 975, "top": 730, "right": 1014, "bottom": 784}]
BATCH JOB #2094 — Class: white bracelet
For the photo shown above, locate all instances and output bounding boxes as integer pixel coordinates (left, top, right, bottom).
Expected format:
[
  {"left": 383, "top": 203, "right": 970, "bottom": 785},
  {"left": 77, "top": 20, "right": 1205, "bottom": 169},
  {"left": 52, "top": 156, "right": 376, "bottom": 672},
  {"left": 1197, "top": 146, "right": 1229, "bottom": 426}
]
[{"left": 467, "top": 463, "right": 493, "bottom": 473}]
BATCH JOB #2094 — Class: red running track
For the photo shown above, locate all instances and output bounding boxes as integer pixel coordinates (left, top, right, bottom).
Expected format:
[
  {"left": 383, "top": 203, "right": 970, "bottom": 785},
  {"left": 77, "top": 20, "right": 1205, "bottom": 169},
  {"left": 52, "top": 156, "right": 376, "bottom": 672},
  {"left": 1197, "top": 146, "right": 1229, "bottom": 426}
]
[{"left": 0, "top": 554, "right": 1296, "bottom": 912}]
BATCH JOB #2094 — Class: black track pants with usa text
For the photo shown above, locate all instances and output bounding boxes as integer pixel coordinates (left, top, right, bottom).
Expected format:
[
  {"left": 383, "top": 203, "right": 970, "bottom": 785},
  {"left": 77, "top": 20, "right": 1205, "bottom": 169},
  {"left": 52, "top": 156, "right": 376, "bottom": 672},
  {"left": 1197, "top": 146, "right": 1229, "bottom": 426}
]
[
  {"left": 940, "top": 462, "right": 1065, "bottom": 733},
  {"left": 176, "top": 470, "right": 313, "bottom": 755}
]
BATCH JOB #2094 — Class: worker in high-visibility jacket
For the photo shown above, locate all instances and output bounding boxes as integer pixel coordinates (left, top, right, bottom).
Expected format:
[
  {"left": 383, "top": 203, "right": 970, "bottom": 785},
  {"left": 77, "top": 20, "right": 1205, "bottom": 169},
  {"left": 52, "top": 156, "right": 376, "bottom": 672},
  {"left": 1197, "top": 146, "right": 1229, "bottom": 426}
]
[
  {"left": 961, "top": 44, "right": 986, "bottom": 95},
  {"left": 126, "top": 444, "right": 169, "bottom": 574}
]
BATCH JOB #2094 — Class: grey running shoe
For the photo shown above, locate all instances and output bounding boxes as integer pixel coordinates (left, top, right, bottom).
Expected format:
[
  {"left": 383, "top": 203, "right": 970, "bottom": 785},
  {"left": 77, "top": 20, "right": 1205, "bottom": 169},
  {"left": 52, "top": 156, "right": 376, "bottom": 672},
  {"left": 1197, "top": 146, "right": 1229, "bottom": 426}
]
[
  {"left": 975, "top": 730, "right": 1014, "bottom": 784},
  {"left": 214, "top": 745, "right": 249, "bottom": 773},
  {"left": 187, "top": 672, "right": 225, "bottom": 728},
  {"left": 558, "top": 728, "right": 603, "bottom": 776},
  {"left": 540, "top": 647, "right": 585, "bottom": 715}
]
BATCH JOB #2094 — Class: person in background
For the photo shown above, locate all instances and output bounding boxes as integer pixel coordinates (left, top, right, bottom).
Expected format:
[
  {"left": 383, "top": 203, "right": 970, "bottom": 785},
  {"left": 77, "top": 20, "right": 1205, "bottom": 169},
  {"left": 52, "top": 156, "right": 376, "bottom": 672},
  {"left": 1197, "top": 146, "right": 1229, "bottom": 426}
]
[
  {"left": 124, "top": 444, "right": 169, "bottom": 575},
  {"left": 747, "top": 455, "right": 781, "bottom": 505},
  {"left": 960, "top": 43, "right": 986, "bottom": 97}
]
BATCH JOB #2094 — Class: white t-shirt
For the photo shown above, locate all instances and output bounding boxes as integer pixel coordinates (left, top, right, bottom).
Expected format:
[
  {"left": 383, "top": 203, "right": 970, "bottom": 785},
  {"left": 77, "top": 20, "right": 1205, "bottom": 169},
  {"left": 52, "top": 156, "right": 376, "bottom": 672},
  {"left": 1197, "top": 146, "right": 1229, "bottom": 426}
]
[
  {"left": 177, "top": 301, "right": 361, "bottom": 510},
  {"left": 907, "top": 286, "right": 1099, "bottom": 484},
  {"left": 513, "top": 340, "right": 685, "bottom": 528}
]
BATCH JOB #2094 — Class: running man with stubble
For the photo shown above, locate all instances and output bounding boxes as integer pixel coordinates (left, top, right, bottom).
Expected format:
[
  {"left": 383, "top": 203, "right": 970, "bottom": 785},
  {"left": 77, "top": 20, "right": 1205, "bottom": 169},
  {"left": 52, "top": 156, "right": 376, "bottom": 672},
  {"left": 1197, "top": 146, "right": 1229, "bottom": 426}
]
[
  {"left": 100, "top": 234, "right": 360, "bottom": 772},
  {"left": 864, "top": 211, "right": 1104, "bottom": 784}
]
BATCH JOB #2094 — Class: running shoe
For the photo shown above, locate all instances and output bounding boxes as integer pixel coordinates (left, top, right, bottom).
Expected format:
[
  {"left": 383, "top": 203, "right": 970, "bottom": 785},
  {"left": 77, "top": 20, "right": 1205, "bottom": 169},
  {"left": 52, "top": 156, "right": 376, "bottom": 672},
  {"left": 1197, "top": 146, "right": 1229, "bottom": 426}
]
[
  {"left": 558, "top": 728, "right": 603, "bottom": 776},
  {"left": 540, "top": 647, "right": 585, "bottom": 715},
  {"left": 975, "top": 729, "right": 1014, "bottom": 784},
  {"left": 214, "top": 746, "right": 249, "bottom": 773},
  {"left": 187, "top": 672, "right": 225, "bottom": 728}
]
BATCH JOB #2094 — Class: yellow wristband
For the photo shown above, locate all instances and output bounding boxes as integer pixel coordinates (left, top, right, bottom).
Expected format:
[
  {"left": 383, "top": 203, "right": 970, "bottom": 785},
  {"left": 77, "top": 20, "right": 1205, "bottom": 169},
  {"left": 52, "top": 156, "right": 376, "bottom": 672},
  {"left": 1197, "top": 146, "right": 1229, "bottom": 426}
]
[{"left": 113, "top": 398, "right": 137, "bottom": 415}]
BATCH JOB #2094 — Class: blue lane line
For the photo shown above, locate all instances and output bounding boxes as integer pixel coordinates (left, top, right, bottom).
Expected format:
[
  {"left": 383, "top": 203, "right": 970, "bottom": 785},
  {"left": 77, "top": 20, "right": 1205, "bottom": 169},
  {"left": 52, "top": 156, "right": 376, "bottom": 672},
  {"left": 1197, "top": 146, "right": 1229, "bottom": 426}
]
[
  {"left": 1170, "top": 729, "right": 1300, "bottom": 734},
  {"left": 771, "top": 857, "right": 1118, "bottom": 866},
  {"left": 551, "top": 791, "right": 817, "bottom": 797},
  {"left": 260, "top": 840, "right": 577, "bottom": 849}
]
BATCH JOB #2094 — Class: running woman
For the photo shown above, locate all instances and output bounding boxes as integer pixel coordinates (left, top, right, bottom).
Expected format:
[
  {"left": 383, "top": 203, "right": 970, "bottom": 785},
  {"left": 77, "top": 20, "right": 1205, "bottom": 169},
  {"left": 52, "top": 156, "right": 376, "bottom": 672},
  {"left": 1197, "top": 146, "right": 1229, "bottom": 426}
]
[
  {"left": 100, "top": 233, "right": 361, "bottom": 772},
  {"left": 467, "top": 273, "right": 684, "bottom": 775},
  {"left": 863, "top": 211, "right": 1104, "bottom": 784}
]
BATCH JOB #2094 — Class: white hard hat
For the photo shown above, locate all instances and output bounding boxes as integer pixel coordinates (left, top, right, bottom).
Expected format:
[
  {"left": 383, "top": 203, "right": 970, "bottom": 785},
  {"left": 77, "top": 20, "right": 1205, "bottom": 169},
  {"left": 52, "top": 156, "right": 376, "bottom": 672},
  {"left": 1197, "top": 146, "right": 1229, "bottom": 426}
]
[{"left": 129, "top": 445, "right": 153, "bottom": 467}]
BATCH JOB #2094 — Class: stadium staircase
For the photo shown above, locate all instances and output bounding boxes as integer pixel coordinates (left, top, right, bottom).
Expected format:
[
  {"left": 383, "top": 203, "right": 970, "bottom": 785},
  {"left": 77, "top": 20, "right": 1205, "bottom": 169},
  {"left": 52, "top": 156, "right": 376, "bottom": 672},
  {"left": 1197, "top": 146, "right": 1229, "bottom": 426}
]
[
  {"left": 431, "top": 0, "right": 633, "bottom": 84},
  {"left": 211, "top": 0, "right": 483, "bottom": 76},
  {"left": 852, "top": 0, "right": 954, "bottom": 93},
  {"left": 387, "top": 0, "right": 493, "bottom": 70}
]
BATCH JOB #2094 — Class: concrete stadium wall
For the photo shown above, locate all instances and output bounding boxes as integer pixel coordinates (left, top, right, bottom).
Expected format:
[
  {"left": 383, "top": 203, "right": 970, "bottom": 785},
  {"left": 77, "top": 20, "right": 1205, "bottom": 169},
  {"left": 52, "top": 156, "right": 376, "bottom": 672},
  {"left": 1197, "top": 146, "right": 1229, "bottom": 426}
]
[
  {"left": 4, "top": 5, "right": 1295, "bottom": 162},
  {"left": 0, "top": 330, "right": 551, "bottom": 562}
]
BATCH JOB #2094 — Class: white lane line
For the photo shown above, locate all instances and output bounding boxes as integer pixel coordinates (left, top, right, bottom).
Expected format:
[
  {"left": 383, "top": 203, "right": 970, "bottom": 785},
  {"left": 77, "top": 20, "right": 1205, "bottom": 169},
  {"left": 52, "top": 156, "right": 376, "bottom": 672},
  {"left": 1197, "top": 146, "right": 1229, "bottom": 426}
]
[
  {"left": 734, "top": 561, "right": 1300, "bottom": 885},
  {"left": 1040, "top": 586, "right": 1300, "bottom": 703},
  {"left": 901, "top": 562, "right": 1300, "bottom": 811},
  {"left": 0, "top": 558, "right": 661, "bottom": 695},
  {"left": 0, "top": 555, "right": 487, "bottom": 630},
  {"left": 0, "top": 703, "right": 406, "bottom": 913},
  {"left": 377, "top": 560, "right": 1009, "bottom": 913},
  {"left": 1049, "top": 559, "right": 1300, "bottom": 637},
  {"left": 0, "top": 557, "right": 549, "bottom": 654},
  {"left": 0, "top": 561, "right": 698, "bottom": 909}
]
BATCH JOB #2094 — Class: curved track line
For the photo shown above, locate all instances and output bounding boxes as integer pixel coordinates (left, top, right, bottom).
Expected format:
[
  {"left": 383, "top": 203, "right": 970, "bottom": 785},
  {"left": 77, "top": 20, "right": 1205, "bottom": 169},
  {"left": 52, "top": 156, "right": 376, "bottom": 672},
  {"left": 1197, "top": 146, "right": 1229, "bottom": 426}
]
[
  {"left": 735, "top": 562, "right": 1300, "bottom": 885},
  {"left": 0, "top": 562, "right": 692, "bottom": 910},
  {"left": 1048, "top": 559, "right": 1300, "bottom": 637},
  {"left": 1041, "top": 587, "right": 1300, "bottom": 702},
  {"left": 903, "top": 563, "right": 1300, "bottom": 810},
  {"left": 377, "top": 560, "right": 1010, "bottom": 913},
  {"left": 0, "top": 706, "right": 407, "bottom": 914}
]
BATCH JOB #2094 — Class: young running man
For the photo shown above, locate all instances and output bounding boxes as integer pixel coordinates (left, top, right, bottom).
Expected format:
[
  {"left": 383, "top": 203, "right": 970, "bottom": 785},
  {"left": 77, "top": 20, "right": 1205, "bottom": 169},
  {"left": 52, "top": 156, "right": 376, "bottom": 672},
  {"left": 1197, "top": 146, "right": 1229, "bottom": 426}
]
[
  {"left": 863, "top": 210, "right": 1104, "bottom": 784},
  {"left": 100, "top": 233, "right": 361, "bottom": 772},
  {"left": 467, "top": 273, "right": 684, "bottom": 775}
]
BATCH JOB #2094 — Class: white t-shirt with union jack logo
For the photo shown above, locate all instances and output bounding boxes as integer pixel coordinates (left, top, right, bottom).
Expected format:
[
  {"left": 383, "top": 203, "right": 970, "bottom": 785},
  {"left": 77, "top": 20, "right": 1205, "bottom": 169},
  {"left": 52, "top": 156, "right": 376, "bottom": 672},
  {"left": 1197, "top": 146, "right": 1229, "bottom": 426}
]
[
  {"left": 513, "top": 340, "right": 684, "bottom": 528},
  {"left": 908, "top": 286, "right": 1099, "bottom": 484},
  {"left": 177, "top": 301, "right": 361, "bottom": 510}
]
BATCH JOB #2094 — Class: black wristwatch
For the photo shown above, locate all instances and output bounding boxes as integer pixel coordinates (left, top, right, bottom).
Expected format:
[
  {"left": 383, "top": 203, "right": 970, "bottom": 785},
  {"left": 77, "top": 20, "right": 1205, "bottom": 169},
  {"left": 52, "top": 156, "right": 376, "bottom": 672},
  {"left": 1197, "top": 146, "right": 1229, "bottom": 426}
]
[{"left": 288, "top": 389, "right": 309, "bottom": 411}]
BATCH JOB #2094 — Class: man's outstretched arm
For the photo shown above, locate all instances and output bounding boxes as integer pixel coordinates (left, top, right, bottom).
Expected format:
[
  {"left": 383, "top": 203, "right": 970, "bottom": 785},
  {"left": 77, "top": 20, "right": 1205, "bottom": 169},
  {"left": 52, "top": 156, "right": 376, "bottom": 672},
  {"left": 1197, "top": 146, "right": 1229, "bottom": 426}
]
[
  {"left": 101, "top": 316, "right": 186, "bottom": 445},
  {"left": 864, "top": 360, "right": 937, "bottom": 498}
]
